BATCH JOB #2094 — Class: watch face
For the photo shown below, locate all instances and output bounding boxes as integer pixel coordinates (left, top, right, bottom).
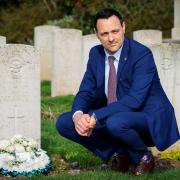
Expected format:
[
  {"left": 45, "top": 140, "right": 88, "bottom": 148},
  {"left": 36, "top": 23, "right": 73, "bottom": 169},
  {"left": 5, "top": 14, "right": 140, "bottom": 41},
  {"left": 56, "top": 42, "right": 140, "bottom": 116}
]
[{"left": 92, "top": 113, "right": 97, "bottom": 121}]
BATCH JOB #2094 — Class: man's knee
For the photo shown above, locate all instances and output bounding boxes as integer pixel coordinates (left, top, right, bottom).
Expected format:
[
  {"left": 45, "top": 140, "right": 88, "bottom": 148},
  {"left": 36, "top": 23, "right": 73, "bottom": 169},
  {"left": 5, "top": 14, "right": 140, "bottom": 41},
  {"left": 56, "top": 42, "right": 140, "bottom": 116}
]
[
  {"left": 106, "top": 114, "right": 127, "bottom": 135},
  {"left": 56, "top": 112, "right": 73, "bottom": 136}
]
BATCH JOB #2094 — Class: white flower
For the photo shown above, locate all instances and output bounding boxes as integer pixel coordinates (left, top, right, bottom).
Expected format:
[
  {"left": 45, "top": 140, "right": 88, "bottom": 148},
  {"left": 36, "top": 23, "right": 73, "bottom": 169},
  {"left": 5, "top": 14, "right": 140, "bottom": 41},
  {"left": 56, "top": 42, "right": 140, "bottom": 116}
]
[
  {"left": 22, "top": 140, "right": 28, "bottom": 147},
  {"left": 28, "top": 139, "right": 38, "bottom": 149},
  {"left": 0, "top": 135, "right": 50, "bottom": 175},
  {"left": 5, "top": 145, "right": 15, "bottom": 153},
  {"left": 0, "top": 140, "right": 11, "bottom": 150},
  {"left": 16, "top": 152, "right": 31, "bottom": 162},
  {"left": 0, "top": 153, "right": 15, "bottom": 163},
  {"left": 26, "top": 146, "right": 32, "bottom": 152},
  {"left": 14, "top": 144, "right": 25, "bottom": 153},
  {"left": 10, "top": 134, "right": 23, "bottom": 144},
  {"left": 0, "top": 159, "right": 3, "bottom": 167}
]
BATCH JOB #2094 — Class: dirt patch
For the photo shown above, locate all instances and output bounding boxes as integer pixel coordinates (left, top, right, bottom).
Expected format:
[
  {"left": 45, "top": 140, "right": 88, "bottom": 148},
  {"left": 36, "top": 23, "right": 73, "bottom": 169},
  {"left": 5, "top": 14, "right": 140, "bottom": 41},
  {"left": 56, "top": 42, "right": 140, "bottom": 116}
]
[{"left": 155, "top": 157, "right": 180, "bottom": 170}]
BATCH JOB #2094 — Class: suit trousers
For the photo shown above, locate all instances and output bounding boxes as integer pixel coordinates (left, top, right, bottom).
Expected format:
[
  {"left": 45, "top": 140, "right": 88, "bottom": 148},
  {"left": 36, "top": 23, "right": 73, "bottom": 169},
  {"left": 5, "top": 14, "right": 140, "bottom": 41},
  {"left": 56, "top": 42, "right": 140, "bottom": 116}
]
[{"left": 56, "top": 111, "right": 154, "bottom": 164}]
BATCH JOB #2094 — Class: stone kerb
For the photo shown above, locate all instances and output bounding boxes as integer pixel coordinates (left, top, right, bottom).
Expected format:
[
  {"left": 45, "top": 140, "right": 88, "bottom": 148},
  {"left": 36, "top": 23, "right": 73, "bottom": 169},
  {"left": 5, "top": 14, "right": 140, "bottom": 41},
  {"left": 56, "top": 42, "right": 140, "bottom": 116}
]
[
  {"left": 133, "top": 30, "right": 162, "bottom": 47},
  {"left": 172, "top": 0, "right": 180, "bottom": 39},
  {"left": 0, "top": 44, "right": 40, "bottom": 144},
  {"left": 34, "top": 25, "right": 59, "bottom": 80},
  {"left": 81, "top": 34, "right": 100, "bottom": 80},
  {"left": 0, "top": 36, "right": 6, "bottom": 47},
  {"left": 51, "top": 28, "right": 82, "bottom": 96}
]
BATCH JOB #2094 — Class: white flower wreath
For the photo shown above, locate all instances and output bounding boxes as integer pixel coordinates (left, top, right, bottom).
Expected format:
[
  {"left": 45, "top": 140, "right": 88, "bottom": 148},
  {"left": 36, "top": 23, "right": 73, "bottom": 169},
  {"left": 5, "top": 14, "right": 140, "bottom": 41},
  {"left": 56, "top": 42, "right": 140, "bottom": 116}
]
[{"left": 0, "top": 135, "right": 51, "bottom": 177}]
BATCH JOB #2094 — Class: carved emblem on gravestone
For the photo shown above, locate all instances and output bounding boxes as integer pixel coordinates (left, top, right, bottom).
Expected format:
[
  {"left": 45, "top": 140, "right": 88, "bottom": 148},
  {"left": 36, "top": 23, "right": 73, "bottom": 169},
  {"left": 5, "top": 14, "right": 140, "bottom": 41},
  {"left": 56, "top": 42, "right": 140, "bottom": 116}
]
[
  {"left": 0, "top": 46, "right": 33, "bottom": 79},
  {"left": 5, "top": 56, "right": 24, "bottom": 79}
]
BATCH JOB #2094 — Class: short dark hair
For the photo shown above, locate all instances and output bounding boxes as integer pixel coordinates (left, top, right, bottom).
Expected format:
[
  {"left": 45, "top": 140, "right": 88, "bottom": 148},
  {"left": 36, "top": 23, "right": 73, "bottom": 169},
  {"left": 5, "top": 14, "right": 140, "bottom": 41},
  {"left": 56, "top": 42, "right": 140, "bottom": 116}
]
[{"left": 94, "top": 8, "right": 124, "bottom": 31}]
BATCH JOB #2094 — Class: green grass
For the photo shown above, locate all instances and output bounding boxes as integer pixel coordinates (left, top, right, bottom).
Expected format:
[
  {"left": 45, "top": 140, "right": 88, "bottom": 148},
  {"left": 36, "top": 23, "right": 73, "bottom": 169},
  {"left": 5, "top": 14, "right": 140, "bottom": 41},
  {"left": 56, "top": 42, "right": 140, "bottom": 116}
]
[
  {"left": 41, "top": 95, "right": 74, "bottom": 119},
  {"left": 11, "top": 80, "right": 179, "bottom": 179},
  {"left": 41, "top": 80, "right": 74, "bottom": 119},
  {"left": 41, "top": 81, "right": 51, "bottom": 97},
  {"left": 41, "top": 80, "right": 102, "bottom": 168},
  {"left": 27, "top": 169, "right": 180, "bottom": 180},
  {"left": 41, "top": 120, "right": 102, "bottom": 167}
]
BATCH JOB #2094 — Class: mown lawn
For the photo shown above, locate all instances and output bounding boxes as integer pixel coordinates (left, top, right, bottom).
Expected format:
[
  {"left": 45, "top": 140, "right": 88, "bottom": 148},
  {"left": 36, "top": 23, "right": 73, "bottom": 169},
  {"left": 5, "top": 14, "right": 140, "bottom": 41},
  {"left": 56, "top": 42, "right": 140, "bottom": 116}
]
[{"left": 13, "top": 80, "right": 180, "bottom": 179}]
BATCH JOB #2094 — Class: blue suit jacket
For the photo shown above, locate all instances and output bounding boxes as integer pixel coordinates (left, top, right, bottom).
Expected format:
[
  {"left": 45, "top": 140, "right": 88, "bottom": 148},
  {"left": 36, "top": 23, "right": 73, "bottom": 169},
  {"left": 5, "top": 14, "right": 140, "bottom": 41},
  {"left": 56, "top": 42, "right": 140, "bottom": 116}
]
[{"left": 72, "top": 37, "right": 180, "bottom": 151}]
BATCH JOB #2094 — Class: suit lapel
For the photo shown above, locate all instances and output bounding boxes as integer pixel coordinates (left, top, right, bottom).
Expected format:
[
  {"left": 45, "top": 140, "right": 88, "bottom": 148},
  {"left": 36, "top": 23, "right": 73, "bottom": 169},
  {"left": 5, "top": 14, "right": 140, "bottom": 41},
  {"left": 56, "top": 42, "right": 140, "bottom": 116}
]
[
  {"left": 97, "top": 46, "right": 105, "bottom": 89},
  {"left": 117, "top": 37, "right": 130, "bottom": 81}
]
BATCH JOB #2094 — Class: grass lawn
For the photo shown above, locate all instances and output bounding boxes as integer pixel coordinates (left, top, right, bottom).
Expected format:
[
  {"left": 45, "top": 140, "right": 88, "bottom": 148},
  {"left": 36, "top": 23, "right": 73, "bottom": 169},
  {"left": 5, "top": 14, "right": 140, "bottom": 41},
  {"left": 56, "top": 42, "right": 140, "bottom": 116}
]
[
  {"left": 5, "top": 80, "right": 179, "bottom": 179},
  {"left": 40, "top": 120, "right": 180, "bottom": 180}
]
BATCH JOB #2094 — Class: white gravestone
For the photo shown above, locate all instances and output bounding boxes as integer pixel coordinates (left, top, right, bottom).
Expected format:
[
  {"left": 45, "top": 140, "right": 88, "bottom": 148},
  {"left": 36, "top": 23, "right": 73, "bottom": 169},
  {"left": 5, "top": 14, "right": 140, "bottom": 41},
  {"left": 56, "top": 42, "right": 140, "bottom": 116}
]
[
  {"left": 81, "top": 34, "right": 100, "bottom": 80},
  {"left": 0, "top": 44, "right": 40, "bottom": 144},
  {"left": 173, "top": 44, "right": 180, "bottom": 132},
  {"left": 34, "top": 25, "right": 59, "bottom": 80},
  {"left": 150, "top": 43, "right": 180, "bottom": 153},
  {"left": 51, "top": 28, "right": 82, "bottom": 96},
  {"left": 0, "top": 36, "right": 6, "bottom": 47},
  {"left": 133, "top": 30, "right": 162, "bottom": 47},
  {"left": 172, "top": 0, "right": 180, "bottom": 39},
  {"left": 150, "top": 44, "right": 175, "bottom": 104}
]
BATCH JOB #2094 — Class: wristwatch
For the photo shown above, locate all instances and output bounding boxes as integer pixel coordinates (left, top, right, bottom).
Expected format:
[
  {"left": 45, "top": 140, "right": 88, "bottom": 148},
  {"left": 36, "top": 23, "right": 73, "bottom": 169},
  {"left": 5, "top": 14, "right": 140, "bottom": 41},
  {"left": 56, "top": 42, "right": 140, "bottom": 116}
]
[{"left": 91, "top": 113, "right": 97, "bottom": 124}]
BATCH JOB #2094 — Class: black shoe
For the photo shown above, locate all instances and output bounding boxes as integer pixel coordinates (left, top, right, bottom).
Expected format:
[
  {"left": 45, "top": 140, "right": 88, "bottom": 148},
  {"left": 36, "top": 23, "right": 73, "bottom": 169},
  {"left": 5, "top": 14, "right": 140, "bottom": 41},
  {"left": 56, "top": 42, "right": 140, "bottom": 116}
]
[
  {"left": 133, "top": 152, "right": 155, "bottom": 176},
  {"left": 111, "top": 153, "right": 130, "bottom": 172}
]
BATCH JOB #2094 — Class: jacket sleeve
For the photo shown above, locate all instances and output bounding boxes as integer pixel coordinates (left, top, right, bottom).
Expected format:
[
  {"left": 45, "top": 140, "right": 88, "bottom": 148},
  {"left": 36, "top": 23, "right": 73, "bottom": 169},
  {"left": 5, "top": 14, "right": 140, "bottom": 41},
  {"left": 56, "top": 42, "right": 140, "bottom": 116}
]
[
  {"left": 72, "top": 49, "right": 97, "bottom": 114},
  {"left": 94, "top": 49, "right": 156, "bottom": 121}
]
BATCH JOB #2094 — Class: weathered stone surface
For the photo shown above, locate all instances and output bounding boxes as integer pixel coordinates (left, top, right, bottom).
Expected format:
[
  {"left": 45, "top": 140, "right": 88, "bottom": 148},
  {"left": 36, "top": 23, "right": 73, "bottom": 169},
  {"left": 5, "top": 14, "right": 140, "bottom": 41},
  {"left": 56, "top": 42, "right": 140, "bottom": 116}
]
[
  {"left": 0, "top": 44, "right": 40, "bottom": 144},
  {"left": 34, "top": 25, "right": 59, "bottom": 80},
  {"left": 51, "top": 28, "right": 82, "bottom": 96},
  {"left": 81, "top": 34, "right": 100, "bottom": 80},
  {"left": 133, "top": 30, "right": 162, "bottom": 46},
  {"left": 150, "top": 43, "right": 180, "bottom": 151},
  {"left": 0, "top": 36, "right": 6, "bottom": 47},
  {"left": 150, "top": 44, "right": 175, "bottom": 104},
  {"left": 172, "top": 0, "right": 180, "bottom": 39},
  {"left": 173, "top": 43, "right": 180, "bottom": 131},
  {"left": 172, "top": 28, "right": 180, "bottom": 40}
]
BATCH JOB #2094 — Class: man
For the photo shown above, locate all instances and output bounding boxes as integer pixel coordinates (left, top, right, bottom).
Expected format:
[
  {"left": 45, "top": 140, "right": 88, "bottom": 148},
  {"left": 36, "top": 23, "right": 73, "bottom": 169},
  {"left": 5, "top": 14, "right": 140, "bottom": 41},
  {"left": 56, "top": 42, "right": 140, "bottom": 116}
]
[{"left": 56, "top": 8, "right": 180, "bottom": 175}]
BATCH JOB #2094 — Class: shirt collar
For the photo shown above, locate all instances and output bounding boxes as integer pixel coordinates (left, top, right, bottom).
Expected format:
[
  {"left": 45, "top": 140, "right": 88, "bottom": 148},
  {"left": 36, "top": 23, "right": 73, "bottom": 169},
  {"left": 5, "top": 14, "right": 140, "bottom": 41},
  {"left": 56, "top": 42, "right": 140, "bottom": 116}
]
[{"left": 104, "top": 45, "right": 123, "bottom": 61}]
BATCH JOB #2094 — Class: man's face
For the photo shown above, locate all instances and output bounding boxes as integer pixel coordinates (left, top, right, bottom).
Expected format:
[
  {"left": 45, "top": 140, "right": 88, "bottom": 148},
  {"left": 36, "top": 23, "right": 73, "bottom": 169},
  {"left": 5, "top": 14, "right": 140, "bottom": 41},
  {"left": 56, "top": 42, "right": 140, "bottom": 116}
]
[{"left": 95, "top": 15, "right": 125, "bottom": 54}]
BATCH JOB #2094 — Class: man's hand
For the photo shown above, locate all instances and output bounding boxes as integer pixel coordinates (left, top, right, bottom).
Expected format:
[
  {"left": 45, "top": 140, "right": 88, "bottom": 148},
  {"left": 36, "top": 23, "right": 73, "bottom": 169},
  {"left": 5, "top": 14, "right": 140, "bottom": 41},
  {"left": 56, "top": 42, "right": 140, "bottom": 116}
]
[
  {"left": 73, "top": 113, "right": 91, "bottom": 136},
  {"left": 87, "top": 115, "right": 97, "bottom": 137},
  {"left": 89, "top": 115, "right": 96, "bottom": 128}
]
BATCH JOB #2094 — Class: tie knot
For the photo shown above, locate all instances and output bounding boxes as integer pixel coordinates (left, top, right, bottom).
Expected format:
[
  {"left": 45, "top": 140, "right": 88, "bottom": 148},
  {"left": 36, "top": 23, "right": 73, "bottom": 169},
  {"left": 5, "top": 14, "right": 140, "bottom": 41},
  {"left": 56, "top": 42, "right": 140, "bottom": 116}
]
[{"left": 108, "top": 56, "right": 115, "bottom": 63}]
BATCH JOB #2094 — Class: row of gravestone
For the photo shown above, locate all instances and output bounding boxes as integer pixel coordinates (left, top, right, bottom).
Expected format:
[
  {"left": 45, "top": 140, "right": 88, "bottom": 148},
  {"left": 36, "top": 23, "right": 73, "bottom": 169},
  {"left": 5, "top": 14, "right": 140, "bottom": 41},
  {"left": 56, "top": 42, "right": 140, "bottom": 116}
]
[
  {"left": 34, "top": 26, "right": 180, "bottom": 104},
  {"left": 34, "top": 26, "right": 100, "bottom": 96},
  {"left": 35, "top": 26, "right": 180, "bottom": 98},
  {"left": 0, "top": 27, "right": 180, "bottom": 152}
]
